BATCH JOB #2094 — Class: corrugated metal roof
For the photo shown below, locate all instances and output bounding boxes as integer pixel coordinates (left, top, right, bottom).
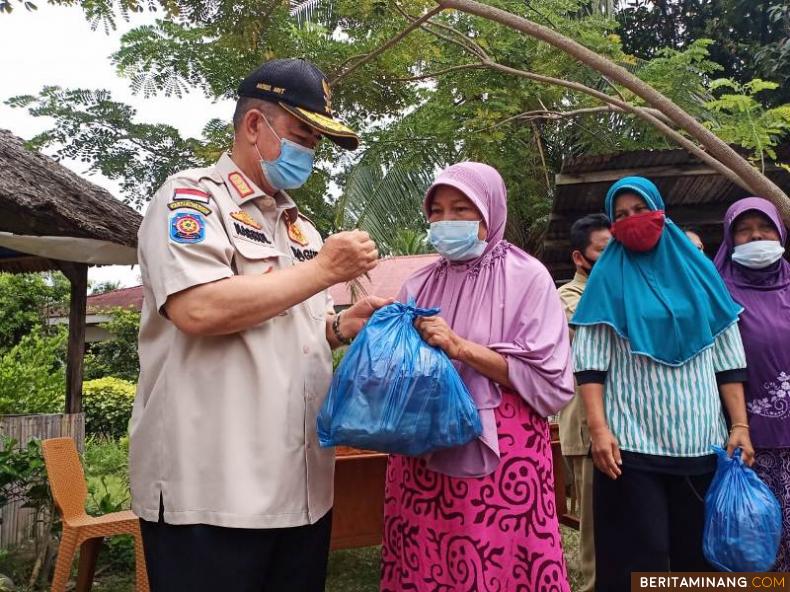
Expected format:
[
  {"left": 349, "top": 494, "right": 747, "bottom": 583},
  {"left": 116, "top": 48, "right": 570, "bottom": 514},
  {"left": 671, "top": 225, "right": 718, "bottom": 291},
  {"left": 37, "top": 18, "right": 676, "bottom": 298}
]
[{"left": 545, "top": 148, "right": 790, "bottom": 282}]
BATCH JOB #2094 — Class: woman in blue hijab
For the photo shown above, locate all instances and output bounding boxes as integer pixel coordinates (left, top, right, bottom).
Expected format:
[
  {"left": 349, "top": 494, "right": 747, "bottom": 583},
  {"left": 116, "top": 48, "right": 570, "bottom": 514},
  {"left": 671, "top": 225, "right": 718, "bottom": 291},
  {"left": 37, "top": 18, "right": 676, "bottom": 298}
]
[{"left": 571, "top": 177, "right": 753, "bottom": 590}]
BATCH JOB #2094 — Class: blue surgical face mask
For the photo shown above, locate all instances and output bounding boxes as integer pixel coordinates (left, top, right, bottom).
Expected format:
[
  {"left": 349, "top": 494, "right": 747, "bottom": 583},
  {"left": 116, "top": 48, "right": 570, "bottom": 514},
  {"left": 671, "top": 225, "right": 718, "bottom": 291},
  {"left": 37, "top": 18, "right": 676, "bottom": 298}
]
[
  {"left": 732, "top": 240, "right": 785, "bottom": 269},
  {"left": 429, "top": 220, "right": 487, "bottom": 261},
  {"left": 256, "top": 113, "right": 315, "bottom": 190}
]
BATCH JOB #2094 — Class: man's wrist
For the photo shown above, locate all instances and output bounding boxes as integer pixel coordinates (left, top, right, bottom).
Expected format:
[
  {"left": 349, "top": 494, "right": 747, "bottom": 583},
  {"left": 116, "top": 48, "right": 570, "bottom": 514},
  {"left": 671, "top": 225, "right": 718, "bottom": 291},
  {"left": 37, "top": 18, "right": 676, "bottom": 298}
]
[
  {"left": 307, "top": 258, "right": 335, "bottom": 291},
  {"left": 332, "top": 312, "right": 352, "bottom": 346}
]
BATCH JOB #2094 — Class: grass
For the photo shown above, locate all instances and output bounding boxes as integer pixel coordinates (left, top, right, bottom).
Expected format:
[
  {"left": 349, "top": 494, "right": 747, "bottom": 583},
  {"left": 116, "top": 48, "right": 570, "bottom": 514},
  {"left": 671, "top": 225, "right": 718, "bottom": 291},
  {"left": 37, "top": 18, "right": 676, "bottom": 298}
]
[
  {"left": 1, "top": 436, "right": 584, "bottom": 591},
  {"left": 562, "top": 525, "right": 584, "bottom": 592},
  {"left": 326, "top": 546, "right": 381, "bottom": 592},
  {"left": 325, "top": 525, "right": 583, "bottom": 592},
  {"left": 0, "top": 523, "right": 582, "bottom": 591}
]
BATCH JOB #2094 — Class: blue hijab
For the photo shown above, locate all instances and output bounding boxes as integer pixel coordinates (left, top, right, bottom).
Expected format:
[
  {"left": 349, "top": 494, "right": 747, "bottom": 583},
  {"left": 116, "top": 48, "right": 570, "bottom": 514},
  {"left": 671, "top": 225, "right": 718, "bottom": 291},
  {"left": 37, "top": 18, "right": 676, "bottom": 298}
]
[{"left": 571, "top": 176, "right": 742, "bottom": 366}]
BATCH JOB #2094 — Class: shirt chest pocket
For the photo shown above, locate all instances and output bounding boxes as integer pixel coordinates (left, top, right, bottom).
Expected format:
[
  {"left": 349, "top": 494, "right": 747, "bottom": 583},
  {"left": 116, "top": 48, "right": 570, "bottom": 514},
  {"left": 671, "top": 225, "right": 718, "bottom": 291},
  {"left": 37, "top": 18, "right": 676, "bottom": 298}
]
[
  {"left": 231, "top": 239, "right": 286, "bottom": 276},
  {"left": 231, "top": 236, "right": 329, "bottom": 323}
]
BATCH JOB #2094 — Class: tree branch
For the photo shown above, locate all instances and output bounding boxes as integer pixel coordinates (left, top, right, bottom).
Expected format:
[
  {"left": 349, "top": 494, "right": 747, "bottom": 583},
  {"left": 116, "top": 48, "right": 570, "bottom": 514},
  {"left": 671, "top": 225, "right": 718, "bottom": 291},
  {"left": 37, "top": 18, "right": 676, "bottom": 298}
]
[
  {"left": 331, "top": 5, "right": 443, "bottom": 84},
  {"left": 422, "top": 18, "right": 490, "bottom": 61},
  {"left": 531, "top": 122, "right": 552, "bottom": 193},
  {"left": 393, "top": 63, "right": 487, "bottom": 82},
  {"left": 480, "top": 59, "right": 751, "bottom": 190},
  {"left": 437, "top": 0, "right": 790, "bottom": 221},
  {"left": 392, "top": 2, "right": 490, "bottom": 64},
  {"left": 390, "top": 28, "right": 748, "bottom": 191},
  {"left": 601, "top": 76, "right": 627, "bottom": 102},
  {"left": 478, "top": 105, "right": 673, "bottom": 130},
  {"left": 350, "top": 1, "right": 764, "bottom": 203},
  {"left": 474, "top": 106, "right": 626, "bottom": 131}
]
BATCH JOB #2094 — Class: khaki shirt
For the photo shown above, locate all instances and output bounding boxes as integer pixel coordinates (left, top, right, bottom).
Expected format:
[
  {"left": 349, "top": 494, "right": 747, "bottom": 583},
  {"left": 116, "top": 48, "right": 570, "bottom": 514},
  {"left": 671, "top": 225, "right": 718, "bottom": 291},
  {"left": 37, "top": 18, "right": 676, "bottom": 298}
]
[
  {"left": 557, "top": 271, "right": 589, "bottom": 457},
  {"left": 130, "top": 153, "right": 335, "bottom": 529}
]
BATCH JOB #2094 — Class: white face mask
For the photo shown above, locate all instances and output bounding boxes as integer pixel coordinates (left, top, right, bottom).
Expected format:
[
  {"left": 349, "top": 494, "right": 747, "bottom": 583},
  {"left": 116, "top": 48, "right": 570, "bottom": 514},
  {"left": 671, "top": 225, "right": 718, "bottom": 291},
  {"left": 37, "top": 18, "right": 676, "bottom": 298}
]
[{"left": 732, "top": 240, "right": 786, "bottom": 269}]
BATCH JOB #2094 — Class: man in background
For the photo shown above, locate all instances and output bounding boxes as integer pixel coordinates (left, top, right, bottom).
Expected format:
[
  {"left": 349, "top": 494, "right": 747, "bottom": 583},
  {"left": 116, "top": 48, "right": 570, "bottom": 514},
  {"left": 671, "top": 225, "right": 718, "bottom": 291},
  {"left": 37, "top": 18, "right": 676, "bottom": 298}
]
[{"left": 558, "top": 213, "right": 611, "bottom": 592}]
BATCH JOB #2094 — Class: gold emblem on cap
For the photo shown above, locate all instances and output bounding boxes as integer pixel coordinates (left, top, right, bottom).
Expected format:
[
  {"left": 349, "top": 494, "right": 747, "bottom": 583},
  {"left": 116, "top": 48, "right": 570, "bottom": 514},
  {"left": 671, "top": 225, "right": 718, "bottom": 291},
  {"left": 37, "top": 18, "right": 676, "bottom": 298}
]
[{"left": 322, "top": 79, "right": 333, "bottom": 114}]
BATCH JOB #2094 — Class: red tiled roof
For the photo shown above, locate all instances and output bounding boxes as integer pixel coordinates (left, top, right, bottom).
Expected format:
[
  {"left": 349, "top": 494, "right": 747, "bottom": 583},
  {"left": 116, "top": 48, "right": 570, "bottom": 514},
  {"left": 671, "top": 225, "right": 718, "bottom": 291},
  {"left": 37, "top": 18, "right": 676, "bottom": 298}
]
[
  {"left": 328, "top": 254, "right": 440, "bottom": 307},
  {"left": 86, "top": 285, "right": 144, "bottom": 313},
  {"left": 83, "top": 254, "right": 440, "bottom": 312}
]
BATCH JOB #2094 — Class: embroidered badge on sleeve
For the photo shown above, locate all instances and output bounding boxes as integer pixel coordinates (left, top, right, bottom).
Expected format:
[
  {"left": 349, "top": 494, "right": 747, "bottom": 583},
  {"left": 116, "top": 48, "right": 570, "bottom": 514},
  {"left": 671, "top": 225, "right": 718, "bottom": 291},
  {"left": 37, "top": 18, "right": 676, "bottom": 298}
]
[{"left": 169, "top": 212, "right": 206, "bottom": 244}]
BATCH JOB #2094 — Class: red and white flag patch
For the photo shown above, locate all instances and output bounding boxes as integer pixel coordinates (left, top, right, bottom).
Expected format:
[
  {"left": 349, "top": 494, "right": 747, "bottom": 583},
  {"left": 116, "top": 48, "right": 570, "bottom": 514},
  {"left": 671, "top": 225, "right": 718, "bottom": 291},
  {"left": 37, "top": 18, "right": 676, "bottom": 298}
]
[{"left": 172, "top": 187, "right": 211, "bottom": 204}]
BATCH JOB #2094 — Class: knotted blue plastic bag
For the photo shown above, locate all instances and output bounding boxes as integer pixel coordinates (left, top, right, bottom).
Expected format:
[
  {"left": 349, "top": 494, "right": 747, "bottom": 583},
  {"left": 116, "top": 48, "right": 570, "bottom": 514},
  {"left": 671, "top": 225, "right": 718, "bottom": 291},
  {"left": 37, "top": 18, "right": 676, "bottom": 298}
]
[
  {"left": 703, "top": 445, "right": 782, "bottom": 571},
  {"left": 317, "top": 299, "right": 482, "bottom": 456}
]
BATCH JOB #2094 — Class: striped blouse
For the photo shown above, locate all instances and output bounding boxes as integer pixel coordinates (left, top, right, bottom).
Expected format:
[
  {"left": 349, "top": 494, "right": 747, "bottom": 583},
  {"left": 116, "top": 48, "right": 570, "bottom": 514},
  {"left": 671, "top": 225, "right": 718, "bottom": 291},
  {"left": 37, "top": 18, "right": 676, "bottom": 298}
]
[{"left": 572, "top": 322, "right": 747, "bottom": 458}]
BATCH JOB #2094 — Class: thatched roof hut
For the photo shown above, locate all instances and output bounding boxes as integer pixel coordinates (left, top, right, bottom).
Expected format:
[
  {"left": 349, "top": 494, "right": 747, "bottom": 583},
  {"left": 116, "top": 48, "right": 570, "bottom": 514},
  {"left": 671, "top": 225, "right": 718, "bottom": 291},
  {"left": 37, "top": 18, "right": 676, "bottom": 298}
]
[
  {"left": 0, "top": 129, "right": 140, "bottom": 273},
  {"left": 544, "top": 147, "right": 790, "bottom": 282},
  {"left": 0, "top": 128, "right": 143, "bottom": 413}
]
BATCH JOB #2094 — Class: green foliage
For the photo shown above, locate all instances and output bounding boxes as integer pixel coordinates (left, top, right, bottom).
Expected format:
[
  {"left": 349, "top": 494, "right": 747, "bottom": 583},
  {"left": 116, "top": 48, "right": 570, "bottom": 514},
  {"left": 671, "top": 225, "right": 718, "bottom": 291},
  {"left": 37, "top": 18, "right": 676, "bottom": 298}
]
[
  {"left": 84, "top": 308, "right": 141, "bottom": 382},
  {"left": 6, "top": 0, "right": 790, "bottom": 251},
  {"left": 705, "top": 79, "right": 790, "bottom": 172},
  {"left": 756, "top": 4, "right": 790, "bottom": 91},
  {"left": 0, "top": 273, "right": 69, "bottom": 355},
  {"left": 632, "top": 40, "right": 721, "bottom": 114},
  {"left": 89, "top": 280, "right": 121, "bottom": 295},
  {"left": 84, "top": 435, "right": 129, "bottom": 480},
  {"left": 332, "top": 148, "right": 439, "bottom": 254},
  {"left": 617, "top": 0, "right": 790, "bottom": 105},
  {"left": 5, "top": 87, "right": 215, "bottom": 208},
  {"left": 0, "top": 437, "right": 50, "bottom": 515},
  {"left": 84, "top": 436, "right": 134, "bottom": 570},
  {"left": 332, "top": 347, "right": 346, "bottom": 371},
  {"left": 0, "top": 330, "right": 66, "bottom": 415},
  {"left": 83, "top": 378, "right": 136, "bottom": 438},
  {"left": 389, "top": 229, "right": 431, "bottom": 256}
]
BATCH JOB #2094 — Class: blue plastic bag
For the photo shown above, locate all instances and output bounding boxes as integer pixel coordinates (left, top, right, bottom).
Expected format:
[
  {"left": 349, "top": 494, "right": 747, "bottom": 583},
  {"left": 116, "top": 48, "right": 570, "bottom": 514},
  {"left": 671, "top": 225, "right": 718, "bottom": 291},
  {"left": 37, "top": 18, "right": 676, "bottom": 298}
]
[
  {"left": 703, "top": 445, "right": 782, "bottom": 571},
  {"left": 317, "top": 299, "right": 482, "bottom": 456}
]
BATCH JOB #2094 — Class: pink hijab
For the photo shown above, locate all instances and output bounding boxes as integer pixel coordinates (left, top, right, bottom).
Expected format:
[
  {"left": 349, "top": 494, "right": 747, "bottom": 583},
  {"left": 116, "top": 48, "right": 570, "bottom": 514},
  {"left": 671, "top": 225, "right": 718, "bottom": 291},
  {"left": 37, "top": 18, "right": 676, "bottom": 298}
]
[{"left": 399, "top": 162, "right": 574, "bottom": 477}]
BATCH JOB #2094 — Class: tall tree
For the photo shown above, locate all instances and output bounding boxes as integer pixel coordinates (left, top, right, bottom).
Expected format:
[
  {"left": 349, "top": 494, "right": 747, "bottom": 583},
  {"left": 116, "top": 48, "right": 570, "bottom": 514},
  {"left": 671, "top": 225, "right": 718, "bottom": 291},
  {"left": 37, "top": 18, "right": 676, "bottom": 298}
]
[
  {"left": 5, "top": 0, "right": 790, "bottom": 247},
  {"left": 617, "top": 0, "right": 790, "bottom": 105}
]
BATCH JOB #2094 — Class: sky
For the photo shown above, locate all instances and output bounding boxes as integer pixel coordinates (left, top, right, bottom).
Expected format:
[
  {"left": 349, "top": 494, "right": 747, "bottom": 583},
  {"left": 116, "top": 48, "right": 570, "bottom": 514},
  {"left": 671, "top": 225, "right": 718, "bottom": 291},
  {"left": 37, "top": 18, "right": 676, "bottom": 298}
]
[{"left": 0, "top": 4, "right": 235, "bottom": 288}]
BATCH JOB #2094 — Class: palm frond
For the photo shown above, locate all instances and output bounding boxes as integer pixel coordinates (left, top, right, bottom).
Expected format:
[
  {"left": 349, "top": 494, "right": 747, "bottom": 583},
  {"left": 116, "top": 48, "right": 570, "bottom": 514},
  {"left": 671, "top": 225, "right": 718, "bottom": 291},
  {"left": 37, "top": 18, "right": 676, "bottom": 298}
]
[
  {"left": 289, "top": 0, "right": 332, "bottom": 25},
  {"left": 337, "top": 146, "right": 447, "bottom": 255}
]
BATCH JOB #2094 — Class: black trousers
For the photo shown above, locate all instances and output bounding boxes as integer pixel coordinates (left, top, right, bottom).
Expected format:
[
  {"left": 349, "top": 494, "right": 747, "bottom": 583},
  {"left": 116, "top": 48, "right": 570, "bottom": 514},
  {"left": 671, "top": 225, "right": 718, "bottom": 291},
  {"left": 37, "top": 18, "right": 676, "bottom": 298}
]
[
  {"left": 140, "top": 507, "right": 333, "bottom": 592},
  {"left": 593, "top": 467, "right": 714, "bottom": 592}
]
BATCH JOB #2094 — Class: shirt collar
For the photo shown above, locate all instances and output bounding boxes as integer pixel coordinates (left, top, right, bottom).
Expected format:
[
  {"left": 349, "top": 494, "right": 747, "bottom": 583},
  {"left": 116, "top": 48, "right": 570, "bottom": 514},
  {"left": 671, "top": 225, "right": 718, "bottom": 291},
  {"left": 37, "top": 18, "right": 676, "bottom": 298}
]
[
  {"left": 216, "top": 153, "right": 269, "bottom": 206},
  {"left": 216, "top": 153, "right": 300, "bottom": 221},
  {"left": 573, "top": 270, "right": 589, "bottom": 287}
]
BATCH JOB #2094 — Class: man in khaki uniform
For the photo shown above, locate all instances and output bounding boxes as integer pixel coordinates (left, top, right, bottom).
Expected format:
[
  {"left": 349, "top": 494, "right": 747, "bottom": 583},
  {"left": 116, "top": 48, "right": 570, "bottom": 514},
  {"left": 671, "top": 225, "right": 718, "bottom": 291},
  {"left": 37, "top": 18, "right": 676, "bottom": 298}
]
[
  {"left": 557, "top": 213, "right": 611, "bottom": 592},
  {"left": 130, "top": 58, "right": 387, "bottom": 592}
]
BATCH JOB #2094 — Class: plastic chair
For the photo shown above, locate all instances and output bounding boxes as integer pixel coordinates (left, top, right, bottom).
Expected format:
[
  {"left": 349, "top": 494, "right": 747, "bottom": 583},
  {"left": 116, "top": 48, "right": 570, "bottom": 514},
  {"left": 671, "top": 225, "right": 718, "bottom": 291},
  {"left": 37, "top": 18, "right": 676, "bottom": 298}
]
[{"left": 41, "top": 437, "right": 149, "bottom": 592}]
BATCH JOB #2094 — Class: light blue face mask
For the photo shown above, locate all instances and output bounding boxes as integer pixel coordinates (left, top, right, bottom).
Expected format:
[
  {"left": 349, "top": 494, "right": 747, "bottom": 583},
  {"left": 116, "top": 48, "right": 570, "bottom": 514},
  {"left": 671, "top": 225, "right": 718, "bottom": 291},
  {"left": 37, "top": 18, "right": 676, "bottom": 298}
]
[
  {"left": 256, "top": 113, "right": 316, "bottom": 190},
  {"left": 429, "top": 220, "right": 487, "bottom": 261}
]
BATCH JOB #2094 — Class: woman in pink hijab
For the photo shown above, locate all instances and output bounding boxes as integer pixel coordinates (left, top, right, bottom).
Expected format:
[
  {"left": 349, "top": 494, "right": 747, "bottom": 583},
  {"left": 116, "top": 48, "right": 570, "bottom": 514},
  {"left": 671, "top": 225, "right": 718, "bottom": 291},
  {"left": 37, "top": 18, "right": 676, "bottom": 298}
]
[{"left": 380, "top": 162, "right": 575, "bottom": 591}]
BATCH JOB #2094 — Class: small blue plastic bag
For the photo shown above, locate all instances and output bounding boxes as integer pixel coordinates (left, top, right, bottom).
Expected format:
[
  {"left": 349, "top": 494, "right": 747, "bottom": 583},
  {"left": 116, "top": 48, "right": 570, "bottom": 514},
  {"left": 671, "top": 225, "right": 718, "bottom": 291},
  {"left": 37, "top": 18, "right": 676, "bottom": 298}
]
[
  {"left": 317, "top": 299, "right": 482, "bottom": 456},
  {"left": 703, "top": 445, "right": 782, "bottom": 572}
]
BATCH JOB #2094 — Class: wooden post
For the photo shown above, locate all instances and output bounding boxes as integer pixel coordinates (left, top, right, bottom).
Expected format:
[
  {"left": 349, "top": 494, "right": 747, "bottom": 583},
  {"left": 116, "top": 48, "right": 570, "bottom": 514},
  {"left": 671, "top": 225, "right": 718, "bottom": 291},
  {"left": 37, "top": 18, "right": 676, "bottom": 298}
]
[{"left": 60, "top": 262, "right": 88, "bottom": 415}]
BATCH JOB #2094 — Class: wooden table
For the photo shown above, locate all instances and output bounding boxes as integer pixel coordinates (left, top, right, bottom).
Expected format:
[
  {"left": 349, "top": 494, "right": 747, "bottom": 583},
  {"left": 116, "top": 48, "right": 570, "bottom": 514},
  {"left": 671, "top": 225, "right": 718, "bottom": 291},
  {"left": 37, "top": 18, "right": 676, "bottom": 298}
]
[
  {"left": 330, "top": 449, "right": 388, "bottom": 550},
  {"left": 330, "top": 425, "right": 579, "bottom": 550}
]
